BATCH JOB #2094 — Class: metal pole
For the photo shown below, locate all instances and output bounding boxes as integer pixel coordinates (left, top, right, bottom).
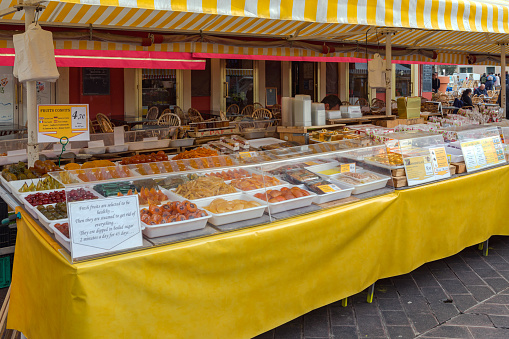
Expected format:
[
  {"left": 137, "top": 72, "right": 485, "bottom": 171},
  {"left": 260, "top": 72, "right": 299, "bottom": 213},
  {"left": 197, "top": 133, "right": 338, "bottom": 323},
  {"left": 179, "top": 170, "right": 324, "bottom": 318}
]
[
  {"left": 25, "top": 6, "right": 38, "bottom": 167},
  {"left": 385, "top": 33, "right": 392, "bottom": 116},
  {"left": 501, "top": 44, "right": 506, "bottom": 116}
]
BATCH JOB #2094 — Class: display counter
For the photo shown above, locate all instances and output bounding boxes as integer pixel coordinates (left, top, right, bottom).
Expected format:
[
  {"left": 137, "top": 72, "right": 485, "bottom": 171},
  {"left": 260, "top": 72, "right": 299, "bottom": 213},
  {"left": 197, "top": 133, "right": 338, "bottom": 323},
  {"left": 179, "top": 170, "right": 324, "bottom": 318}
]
[{"left": 6, "top": 161, "right": 509, "bottom": 338}]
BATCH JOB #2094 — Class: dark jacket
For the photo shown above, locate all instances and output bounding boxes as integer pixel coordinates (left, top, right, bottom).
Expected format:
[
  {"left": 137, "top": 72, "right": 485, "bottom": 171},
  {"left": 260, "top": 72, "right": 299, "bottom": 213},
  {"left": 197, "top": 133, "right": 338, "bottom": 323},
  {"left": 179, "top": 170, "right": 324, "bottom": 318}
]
[
  {"left": 432, "top": 78, "right": 440, "bottom": 93},
  {"left": 474, "top": 87, "right": 488, "bottom": 96},
  {"left": 485, "top": 79, "right": 493, "bottom": 91},
  {"left": 461, "top": 95, "right": 473, "bottom": 107}
]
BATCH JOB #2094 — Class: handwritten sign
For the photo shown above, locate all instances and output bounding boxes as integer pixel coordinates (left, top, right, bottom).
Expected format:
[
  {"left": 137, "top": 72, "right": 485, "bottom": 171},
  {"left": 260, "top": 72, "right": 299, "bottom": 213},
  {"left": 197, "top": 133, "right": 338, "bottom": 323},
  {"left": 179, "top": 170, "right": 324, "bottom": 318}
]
[
  {"left": 404, "top": 147, "right": 451, "bottom": 186},
  {"left": 68, "top": 195, "right": 142, "bottom": 260},
  {"left": 38, "top": 104, "right": 90, "bottom": 143},
  {"left": 460, "top": 136, "right": 505, "bottom": 172}
]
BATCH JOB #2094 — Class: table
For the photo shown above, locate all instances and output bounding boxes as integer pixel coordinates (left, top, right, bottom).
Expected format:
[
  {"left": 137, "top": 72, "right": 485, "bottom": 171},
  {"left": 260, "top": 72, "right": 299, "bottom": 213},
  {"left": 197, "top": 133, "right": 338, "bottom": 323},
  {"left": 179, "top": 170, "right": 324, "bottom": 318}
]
[
  {"left": 0, "top": 124, "right": 26, "bottom": 137},
  {"left": 110, "top": 118, "right": 158, "bottom": 130},
  {"left": 8, "top": 164, "right": 509, "bottom": 339}
]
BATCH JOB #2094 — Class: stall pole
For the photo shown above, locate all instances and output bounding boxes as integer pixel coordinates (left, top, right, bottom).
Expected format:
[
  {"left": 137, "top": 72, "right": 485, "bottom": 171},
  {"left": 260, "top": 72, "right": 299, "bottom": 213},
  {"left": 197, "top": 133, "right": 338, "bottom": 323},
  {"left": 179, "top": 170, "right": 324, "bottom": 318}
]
[
  {"left": 385, "top": 33, "right": 392, "bottom": 116},
  {"left": 25, "top": 5, "right": 38, "bottom": 167},
  {"left": 501, "top": 44, "right": 506, "bottom": 114}
]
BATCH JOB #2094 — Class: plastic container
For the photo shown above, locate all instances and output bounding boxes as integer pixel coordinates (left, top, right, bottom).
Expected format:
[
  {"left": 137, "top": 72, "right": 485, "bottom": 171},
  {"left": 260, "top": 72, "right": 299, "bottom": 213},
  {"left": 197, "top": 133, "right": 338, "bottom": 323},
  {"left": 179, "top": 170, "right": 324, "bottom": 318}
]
[
  {"left": 142, "top": 212, "right": 210, "bottom": 238},
  {"left": 50, "top": 222, "right": 70, "bottom": 250},
  {"left": 19, "top": 189, "right": 65, "bottom": 220},
  {"left": 304, "top": 161, "right": 342, "bottom": 177},
  {"left": 196, "top": 193, "right": 266, "bottom": 226},
  {"left": 126, "top": 140, "right": 170, "bottom": 151},
  {"left": 445, "top": 145, "right": 464, "bottom": 163},
  {"left": 0, "top": 254, "right": 13, "bottom": 288},
  {"left": 169, "top": 138, "right": 195, "bottom": 148},
  {"left": 0, "top": 225, "right": 17, "bottom": 248},
  {"left": 251, "top": 185, "right": 317, "bottom": 214},
  {"left": 83, "top": 147, "right": 106, "bottom": 155},
  {"left": 167, "top": 188, "right": 240, "bottom": 204},
  {"left": 106, "top": 145, "right": 129, "bottom": 153},
  {"left": 330, "top": 171, "right": 390, "bottom": 195}
]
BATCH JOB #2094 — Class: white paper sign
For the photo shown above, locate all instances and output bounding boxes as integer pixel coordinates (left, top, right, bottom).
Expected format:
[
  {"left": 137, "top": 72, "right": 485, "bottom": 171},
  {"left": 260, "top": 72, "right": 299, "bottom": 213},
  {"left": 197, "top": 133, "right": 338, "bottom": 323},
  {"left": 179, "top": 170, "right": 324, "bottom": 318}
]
[
  {"left": 68, "top": 195, "right": 143, "bottom": 260},
  {"left": 114, "top": 126, "right": 125, "bottom": 145},
  {"left": 0, "top": 74, "right": 14, "bottom": 124}
]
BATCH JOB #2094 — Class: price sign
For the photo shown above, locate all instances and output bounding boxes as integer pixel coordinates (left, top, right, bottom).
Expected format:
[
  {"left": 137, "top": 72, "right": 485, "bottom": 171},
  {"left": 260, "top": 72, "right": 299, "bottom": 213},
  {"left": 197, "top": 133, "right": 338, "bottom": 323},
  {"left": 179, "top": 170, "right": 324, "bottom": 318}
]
[
  {"left": 68, "top": 195, "right": 143, "bottom": 261},
  {"left": 460, "top": 136, "right": 506, "bottom": 172},
  {"left": 38, "top": 104, "right": 90, "bottom": 143},
  {"left": 317, "top": 184, "right": 341, "bottom": 193},
  {"left": 304, "top": 161, "right": 319, "bottom": 166},
  {"left": 404, "top": 147, "right": 451, "bottom": 186},
  {"left": 340, "top": 163, "right": 356, "bottom": 173},
  {"left": 239, "top": 151, "right": 259, "bottom": 158}
]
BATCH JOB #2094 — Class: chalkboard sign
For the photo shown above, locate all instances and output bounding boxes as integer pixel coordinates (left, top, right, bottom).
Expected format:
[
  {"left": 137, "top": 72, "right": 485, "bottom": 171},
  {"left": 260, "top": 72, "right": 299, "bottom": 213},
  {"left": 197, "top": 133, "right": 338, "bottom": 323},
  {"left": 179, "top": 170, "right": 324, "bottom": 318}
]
[
  {"left": 422, "top": 65, "right": 433, "bottom": 93},
  {"left": 266, "top": 87, "right": 278, "bottom": 107},
  {"left": 83, "top": 68, "right": 110, "bottom": 95}
]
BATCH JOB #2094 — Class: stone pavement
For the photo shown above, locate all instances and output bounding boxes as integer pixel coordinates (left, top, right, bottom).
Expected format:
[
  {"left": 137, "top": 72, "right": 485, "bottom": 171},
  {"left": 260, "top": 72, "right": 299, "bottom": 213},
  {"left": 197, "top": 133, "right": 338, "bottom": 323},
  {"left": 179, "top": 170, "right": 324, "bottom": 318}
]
[{"left": 254, "top": 236, "right": 509, "bottom": 339}]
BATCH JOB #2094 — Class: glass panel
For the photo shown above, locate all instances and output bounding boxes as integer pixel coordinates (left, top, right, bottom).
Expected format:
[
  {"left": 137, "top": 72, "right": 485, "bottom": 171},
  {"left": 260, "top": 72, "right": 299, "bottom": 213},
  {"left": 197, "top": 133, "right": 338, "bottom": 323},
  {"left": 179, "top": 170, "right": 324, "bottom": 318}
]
[
  {"left": 349, "top": 63, "right": 368, "bottom": 103},
  {"left": 395, "top": 64, "right": 412, "bottom": 97},
  {"left": 142, "top": 69, "right": 177, "bottom": 115},
  {"left": 226, "top": 59, "right": 254, "bottom": 112},
  {"left": 326, "top": 63, "right": 338, "bottom": 96}
]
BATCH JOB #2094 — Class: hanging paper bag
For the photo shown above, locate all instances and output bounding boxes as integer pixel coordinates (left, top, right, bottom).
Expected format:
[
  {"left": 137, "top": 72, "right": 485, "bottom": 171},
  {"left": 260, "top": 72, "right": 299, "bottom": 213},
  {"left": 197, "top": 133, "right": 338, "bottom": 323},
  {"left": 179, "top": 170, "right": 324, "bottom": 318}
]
[
  {"left": 368, "top": 53, "right": 386, "bottom": 88},
  {"left": 13, "top": 23, "right": 59, "bottom": 82}
]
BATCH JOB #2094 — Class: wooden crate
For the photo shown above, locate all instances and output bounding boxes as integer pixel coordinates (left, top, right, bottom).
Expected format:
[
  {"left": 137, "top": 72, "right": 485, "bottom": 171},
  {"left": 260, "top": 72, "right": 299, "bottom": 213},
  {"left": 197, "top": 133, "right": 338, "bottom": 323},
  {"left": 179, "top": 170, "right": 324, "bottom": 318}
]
[
  {"left": 451, "top": 162, "right": 466, "bottom": 174},
  {"left": 389, "top": 176, "right": 408, "bottom": 188},
  {"left": 449, "top": 165, "right": 457, "bottom": 175},
  {"left": 391, "top": 168, "right": 406, "bottom": 177}
]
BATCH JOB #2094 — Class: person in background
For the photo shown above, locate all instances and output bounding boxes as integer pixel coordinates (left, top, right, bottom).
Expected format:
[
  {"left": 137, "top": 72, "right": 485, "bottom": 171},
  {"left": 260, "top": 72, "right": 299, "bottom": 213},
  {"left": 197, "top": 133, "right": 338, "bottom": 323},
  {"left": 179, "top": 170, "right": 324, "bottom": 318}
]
[
  {"left": 461, "top": 89, "right": 473, "bottom": 107},
  {"left": 495, "top": 74, "right": 501, "bottom": 88},
  {"left": 481, "top": 73, "right": 487, "bottom": 84},
  {"left": 432, "top": 73, "right": 440, "bottom": 93},
  {"left": 474, "top": 84, "right": 488, "bottom": 96},
  {"left": 497, "top": 86, "right": 509, "bottom": 119},
  {"left": 321, "top": 95, "right": 342, "bottom": 110},
  {"left": 485, "top": 75, "right": 493, "bottom": 90}
]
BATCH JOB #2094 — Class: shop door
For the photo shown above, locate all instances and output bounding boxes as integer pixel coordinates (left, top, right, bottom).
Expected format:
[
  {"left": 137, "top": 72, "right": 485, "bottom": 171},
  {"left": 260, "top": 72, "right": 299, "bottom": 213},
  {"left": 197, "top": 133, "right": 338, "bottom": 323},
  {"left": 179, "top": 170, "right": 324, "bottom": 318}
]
[
  {"left": 224, "top": 59, "right": 254, "bottom": 112},
  {"left": 0, "top": 66, "right": 16, "bottom": 125},
  {"left": 292, "top": 61, "right": 317, "bottom": 101}
]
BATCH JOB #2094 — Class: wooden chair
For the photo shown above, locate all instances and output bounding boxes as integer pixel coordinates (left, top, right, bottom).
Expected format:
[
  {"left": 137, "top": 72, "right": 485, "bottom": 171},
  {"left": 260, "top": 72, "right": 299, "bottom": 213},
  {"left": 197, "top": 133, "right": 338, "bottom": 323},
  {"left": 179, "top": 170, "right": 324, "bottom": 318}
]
[
  {"left": 355, "top": 98, "right": 370, "bottom": 114},
  {"left": 89, "top": 119, "right": 100, "bottom": 134},
  {"left": 188, "top": 108, "right": 204, "bottom": 123},
  {"left": 370, "top": 98, "right": 385, "bottom": 115},
  {"left": 253, "top": 102, "right": 264, "bottom": 110},
  {"left": 96, "top": 113, "right": 114, "bottom": 133},
  {"left": 252, "top": 108, "right": 273, "bottom": 120},
  {"left": 226, "top": 104, "right": 240, "bottom": 116},
  {"left": 241, "top": 105, "right": 255, "bottom": 117},
  {"left": 172, "top": 106, "right": 188, "bottom": 125},
  {"left": 143, "top": 106, "right": 159, "bottom": 126},
  {"left": 157, "top": 113, "right": 181, "bottom": 127}
]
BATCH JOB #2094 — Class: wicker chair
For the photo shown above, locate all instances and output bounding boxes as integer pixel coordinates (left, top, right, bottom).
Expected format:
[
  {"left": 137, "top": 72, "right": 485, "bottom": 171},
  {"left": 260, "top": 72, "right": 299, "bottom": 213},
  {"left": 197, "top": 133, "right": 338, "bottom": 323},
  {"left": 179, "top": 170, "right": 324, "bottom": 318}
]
[
  {"left": 172, "top": 106, "right": 188, "bottom": 125},
  {"left": 371, "top": 98, "right": 385, "bottom": 114},
  {"left": 157, "top": 113, "right": 181, "bottom": 127},
  {"left": 252, "top": 108, "right": 273, "bottom": 120},
  {"left": 96, "top": 113, "right": 114, "bottom": 133},
  {"left": 241, "top": 105, "right": 255, "bottom": 117},
  {"left": 89, "top": 119, "right": 100, "bottom": 134},
  {"left": 341, "top": 101, "right": 351, "bottom": 106},
  {"left": 144, "top": 106, "right": 159, "bottom": 126},
  {"left": 253, "top": 102, "right": 264, "bottom": 110},
  {"left": 355, "top": 98, "right": 370, "bottom": 114},
  {"left": 188, "top": 108, "right": 204, "bottom": 123}
]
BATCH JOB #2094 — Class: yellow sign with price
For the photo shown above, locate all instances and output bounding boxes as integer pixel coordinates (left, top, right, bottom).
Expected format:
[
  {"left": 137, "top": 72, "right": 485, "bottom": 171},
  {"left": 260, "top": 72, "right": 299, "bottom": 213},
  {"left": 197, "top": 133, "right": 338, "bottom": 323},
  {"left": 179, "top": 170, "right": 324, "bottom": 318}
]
[{"left": 37, "top": 104, "right": 90, "bottom": 143}]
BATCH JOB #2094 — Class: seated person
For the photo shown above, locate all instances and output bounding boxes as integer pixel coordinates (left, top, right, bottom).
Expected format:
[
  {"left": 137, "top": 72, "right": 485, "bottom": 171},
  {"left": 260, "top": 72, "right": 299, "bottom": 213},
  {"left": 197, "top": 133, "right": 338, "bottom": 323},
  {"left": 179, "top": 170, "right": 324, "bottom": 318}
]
[
  {"left": 321, "top": 95, "right": 342, "bottom": 110},
  {"left": 461, "top": 89, "right": 473, "bottom": 107},
  {"left": 474, "top": 84, "right": 488, "bottom": 96}
]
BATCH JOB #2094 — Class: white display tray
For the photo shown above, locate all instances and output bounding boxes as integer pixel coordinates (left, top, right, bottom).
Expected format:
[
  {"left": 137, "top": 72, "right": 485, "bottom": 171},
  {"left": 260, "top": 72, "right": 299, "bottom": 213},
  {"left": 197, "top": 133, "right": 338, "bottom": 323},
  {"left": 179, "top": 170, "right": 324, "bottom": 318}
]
[
  {"left": 363, "top": 159, "right": 405, "bottom": 170},
  {"left": 8, "top": 178, "right": 63, "bottom": 197},
  {"left": 196, "top": 193, "right": 266, "bottom": 226},
  {"left": 248, "top": 137, "right": 286, "bottom": 149},
  {"left": 0, "top": 154, "right": 27, "bottom": 166},
  {"left": 142, "top": 212, "right": 210, "bottom": 238},
  {"left": 82, "top": 146, "right": 106, "bottom": 155},
  {"left": 106, "top": 145, "right": 129, "bottom": 153},
  {"left": 50, "top": 222, "right": 70, "bottom": 251},
  {"left": 309, "top": 182, "right": 355, "bottom": 204},
  {"left": 250, "top": 185, "right": 317, "bottom": 214},
  {"left": 304, "top": 161, "right": 342, "bottom": 177},
  {"left": 19, "top": 189, "right": 65, "bottom": 220},
  {"left": 169, "top": 138, "right": 195, "bottom": 148},
  {"left": 126, "top": 140, "right": 170, "bottom": 151},
  {"left": 32, "top": 203, "right": 68, "bottom": 230},
  {"left": 330, "top": 171, "right": 390, "bottom": 195},
  {"left": 0, "top": 175, "right": 12, "bottom": 193}
]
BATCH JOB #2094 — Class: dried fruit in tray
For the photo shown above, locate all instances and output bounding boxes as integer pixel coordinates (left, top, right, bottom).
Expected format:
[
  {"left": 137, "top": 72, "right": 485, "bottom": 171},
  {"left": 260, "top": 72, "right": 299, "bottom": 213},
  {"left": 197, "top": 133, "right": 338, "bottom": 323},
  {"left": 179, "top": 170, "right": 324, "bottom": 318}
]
[
  {"left": 173, "top": 147, "right": 218, "bottom": 160},
  {"left": 305, "top": 180, "right": 342, "bottom": 195},
  {"left": 254, "top": 187, "right": 310, "bottom": 203},
  {"left": 31, "top": 160, "right": 62, "bottom": 175},
  {"left": 174, "top": 176, "right": 236, "bottom": 200},
  {"left": 231, "top": 174, "right": 281, "bottom": 191},
  {"left": 93, "top": 182, "right": 137, "bottom": 197},
  {"left": 157, "top": 174, "right": 198, "bottom": 190},
  {"left": 118, "top": 187, "right": 168, "bottom": 205},
  {"left": 283, "top": 169, "right": 320, "bottom": 184},
  {"left": 80, "top": 160, "right": 115, "bottom": 169},
  {"left": 55, "top": 222, "right": 69, "bottom": 238},
  {"left": 205, "top": 198, "right": 261, "bottom": 214},
  {"left": 2, "top": 162, "right": 41, "bottom": 181},
  {"left": 334, "top": 176, "right": 361, "bottom": 186},
  {"left": 75, "top": 166, "right": 132, "bottom": 182},
  {"left": 342, "top": 172, "right": 381, "bottom": 183},
  {"left": 120, "top": 151, "right": 168, "bottom": 165},
  {"left": 140, "top": 201, "right": 207, "bottom": 225},
  {"left": 37, "top": 202, "right": 67, "bottom": 220},
  {"left": 25, "top": 191, "right": 66, "bottom": 206},
  {"left": 18, "top": 176, "right": 63, "bottom": 192},
  {"left": 67, "top": 188, "right": 99, "bottom": 202},
  {"left": 206, "top": 168, "right": 250, "bottom": 180}
]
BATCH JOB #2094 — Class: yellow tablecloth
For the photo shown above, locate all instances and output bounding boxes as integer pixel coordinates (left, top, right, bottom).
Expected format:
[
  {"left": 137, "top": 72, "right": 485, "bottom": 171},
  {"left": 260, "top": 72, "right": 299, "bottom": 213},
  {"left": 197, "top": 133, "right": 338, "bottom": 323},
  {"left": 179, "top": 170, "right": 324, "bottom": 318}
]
[{"left": 7, "top": 165, "right": 509, "bottom": 339}]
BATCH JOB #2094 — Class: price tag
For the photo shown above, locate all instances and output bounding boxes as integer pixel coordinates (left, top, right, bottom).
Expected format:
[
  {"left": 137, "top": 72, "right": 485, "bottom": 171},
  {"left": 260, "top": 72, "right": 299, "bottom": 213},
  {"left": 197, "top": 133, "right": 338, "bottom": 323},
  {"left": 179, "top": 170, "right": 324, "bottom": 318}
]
[
  {"left": 340, "top": 163, "right": 356, "bottom": 173},
  {"left": 38, "top": 104, "right": 90, "bottom": 143},
  {"left": 317, "top": 184, "right": 341, "bottom": 193},
  {"left": 71, "top": 106, "right": 87, "bottom": 129},
  {"left": 304, "top": 161, "right": 319, "bottom": 166},
  {"left": 68, "top": 195, "right": 143, "bottom": 261},
  {"left": 239, "top": 151, "right": 258, "bottom": 158}
]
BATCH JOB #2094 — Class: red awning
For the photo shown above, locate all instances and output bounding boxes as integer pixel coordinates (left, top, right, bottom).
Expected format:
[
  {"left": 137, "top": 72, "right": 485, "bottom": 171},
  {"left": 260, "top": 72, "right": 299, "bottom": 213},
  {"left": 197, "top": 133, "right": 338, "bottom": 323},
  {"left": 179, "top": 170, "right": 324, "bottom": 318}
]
[{"left": 0, "top": 49, "right": 206, "bottom": 69}]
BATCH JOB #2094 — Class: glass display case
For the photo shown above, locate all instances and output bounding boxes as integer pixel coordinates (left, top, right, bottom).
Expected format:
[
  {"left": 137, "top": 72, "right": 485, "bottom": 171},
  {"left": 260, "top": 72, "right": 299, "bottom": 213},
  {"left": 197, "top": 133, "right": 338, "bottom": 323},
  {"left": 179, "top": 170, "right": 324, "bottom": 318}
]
[{"left": 41, "top": 142, "right": 394, "bottom": 262}]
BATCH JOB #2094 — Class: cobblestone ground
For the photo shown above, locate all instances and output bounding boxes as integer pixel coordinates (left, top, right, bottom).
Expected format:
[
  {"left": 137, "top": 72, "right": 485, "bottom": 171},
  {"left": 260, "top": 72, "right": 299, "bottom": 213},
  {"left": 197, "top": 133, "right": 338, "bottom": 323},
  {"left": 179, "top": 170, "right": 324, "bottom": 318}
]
[{"left": 254, "top": 236, "right": 509, "bottom": 339}]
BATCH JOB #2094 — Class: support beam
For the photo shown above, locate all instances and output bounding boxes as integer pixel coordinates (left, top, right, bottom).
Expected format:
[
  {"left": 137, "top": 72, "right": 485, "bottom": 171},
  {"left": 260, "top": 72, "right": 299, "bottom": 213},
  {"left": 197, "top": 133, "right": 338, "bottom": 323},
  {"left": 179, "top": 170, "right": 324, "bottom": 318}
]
[
  {"left": 25, "top": 5, "right": 37, "bottom": 166},
  {"left": 501, "top": 44, "right": 506, "bottom": 116},
  {"left": 385, "top": 33, "right": 393, "bottom": 116}
]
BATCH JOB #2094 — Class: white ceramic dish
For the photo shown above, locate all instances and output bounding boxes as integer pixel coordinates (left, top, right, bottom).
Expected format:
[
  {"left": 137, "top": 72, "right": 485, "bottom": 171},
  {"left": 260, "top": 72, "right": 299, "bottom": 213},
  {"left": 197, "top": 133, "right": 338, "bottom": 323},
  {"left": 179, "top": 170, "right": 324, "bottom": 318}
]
[
  {"left": 142, "top": 212, "right": 210, "bottom": 238},
  {"left": 126, "top": 140, "right": 170, "bottom": 151},
  {"left": 49, "top": 222, "right": 70, "bottom": 251},
  {"left": 250, "top": 185, "right": 317, "bottom": 214},
  {"left": 106, "top": 145, "right": 129, "bottom": 153},
  {"left": 330, "top": 171, "right": 390, "bottom": 195},
  {"left": 195, "top": 193, "right": 266, "bottom": 226}
]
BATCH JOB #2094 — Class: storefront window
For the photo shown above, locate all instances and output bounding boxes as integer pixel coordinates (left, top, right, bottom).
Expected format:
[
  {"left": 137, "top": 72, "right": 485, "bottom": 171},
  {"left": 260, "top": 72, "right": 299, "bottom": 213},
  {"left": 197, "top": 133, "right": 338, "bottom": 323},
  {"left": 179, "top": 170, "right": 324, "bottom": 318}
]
[
  {"left": 326, "top": 63, "right": 338, "bottom": 97},
  {"left": 226, "top": 59, "right": 253, "bottom": 111},
  {"left": 265, "top": 61, "right": 281, "bottom": 106},
  {"left": 142, "top": 69, "right": 177, "bottom": 116},
  {"left": 349, "top": 63, "right": 368, "bottom": 102},
  {"left": 395, "top": 64, "right": 412, "bottom": 97}
]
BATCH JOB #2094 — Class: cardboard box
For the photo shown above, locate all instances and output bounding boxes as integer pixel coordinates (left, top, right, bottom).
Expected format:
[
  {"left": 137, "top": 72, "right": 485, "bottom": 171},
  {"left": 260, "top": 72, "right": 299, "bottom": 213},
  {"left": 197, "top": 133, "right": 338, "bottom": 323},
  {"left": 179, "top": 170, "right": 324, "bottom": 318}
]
[{"left": 397, "top": 97, "right": 421, "bottom": 119}]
